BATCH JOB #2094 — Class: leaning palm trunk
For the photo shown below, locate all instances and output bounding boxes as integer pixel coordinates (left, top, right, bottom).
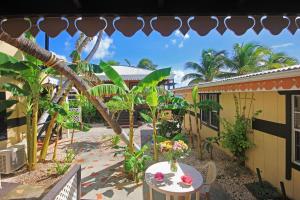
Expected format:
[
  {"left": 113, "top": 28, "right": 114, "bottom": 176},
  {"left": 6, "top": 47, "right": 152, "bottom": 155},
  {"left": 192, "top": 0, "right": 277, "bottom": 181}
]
[
  {"left": 37, "top": 34, "right": 95, "bottom": 133},
  {"left": 39, "top": 32, "right": 103, "bottom": 159},
  {"left": 0, "top": 32, "right": 127, "bottom": 143},
  {"left": 37, "top": 32, "right": 97, "bottom": 133}
]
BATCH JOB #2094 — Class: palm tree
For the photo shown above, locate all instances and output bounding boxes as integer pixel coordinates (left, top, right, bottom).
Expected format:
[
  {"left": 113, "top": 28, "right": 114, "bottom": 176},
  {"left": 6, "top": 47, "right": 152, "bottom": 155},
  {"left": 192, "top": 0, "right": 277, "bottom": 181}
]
[
  {"left": 137, "top": 58, "right": 157, "bottom": 70},
  {"left": 106, "top": 60, "right": 120, "bottom": 66},
  {"left": 0, "top": 32, "right": 123, "bottom": 145},
  {"left": 182, "top": 49, "right": 229, "bottom": 85},
  {"left": 89, "top": 62, "right": 171, "bottom": 153},
  {"left": 225, "top": 43, "right": 269, "bottom": 75},
  {"left": 263, "top": 52, "right": 298, "bottom": 70}
]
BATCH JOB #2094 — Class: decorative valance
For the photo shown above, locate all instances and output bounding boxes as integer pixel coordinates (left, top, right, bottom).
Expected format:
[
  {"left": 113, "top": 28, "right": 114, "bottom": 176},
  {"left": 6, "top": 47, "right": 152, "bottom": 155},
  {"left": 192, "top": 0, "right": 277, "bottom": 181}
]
[{"left": 0, "top": 16, "right": 299, "bottom": 38}]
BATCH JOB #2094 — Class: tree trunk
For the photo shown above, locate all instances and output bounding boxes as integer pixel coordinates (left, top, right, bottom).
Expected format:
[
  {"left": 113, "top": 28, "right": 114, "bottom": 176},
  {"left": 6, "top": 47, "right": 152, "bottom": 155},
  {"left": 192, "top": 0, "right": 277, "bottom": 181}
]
[
  {"left": 128, "top": 110, "right": 134, "bottom": 153},
  {"left": 39, "top": 85, "right": 70, "bottom": 161},
  {"left": 30, "top": 95, "right": 39, "bottom": 170},
  {"left": 153, "top": 116, "right": 158, "bottom": 161},
  {"left": 195, "top": 109, "right": 202, "bottom": 160},
  {"left": 85, "top": 31, "right": 102, "bottom": 61},
  {"left": 0, "top": 32, "right": 122, "bottom": 135},
  {"left": 188, "top": 110, "right": 194, "bottom": 147},
  {"left": 26, "top": 112, "right": 32, "bottom": 169},
  {"left": 52, "top": 125, "right": 61, "bottom": 161}
]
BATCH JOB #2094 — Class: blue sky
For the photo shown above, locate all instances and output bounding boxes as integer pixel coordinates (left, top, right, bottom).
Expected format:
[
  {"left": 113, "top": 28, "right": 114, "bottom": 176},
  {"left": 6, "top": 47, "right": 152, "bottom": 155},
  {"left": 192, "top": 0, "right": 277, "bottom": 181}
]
[{"left": 36, "top": 29, "right": 300, "bottom": 87}]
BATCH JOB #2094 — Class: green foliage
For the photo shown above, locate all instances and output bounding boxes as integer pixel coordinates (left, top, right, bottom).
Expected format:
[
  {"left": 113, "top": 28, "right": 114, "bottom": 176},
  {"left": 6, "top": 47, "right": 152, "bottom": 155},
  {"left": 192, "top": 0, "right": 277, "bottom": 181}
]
[
  {"left": 76, "top": 95, "right": 103, "bottom": 123},
  {"left": 64, "top": 149, "right": 76, "bottom": 163},
  {"left": 137, "top": 58, "right": 158, "bottom": 70},
  {"left": 99, "top": 61, "right": 129, "bottom": 91},
  {"left": 89, "top": 84, "right": 126, "bottom": 97},
  {"left": 197, "top": 99, "right": 223, "bottom": 111},
  {"left": 55, "top": 162, "right": 70, "bottom": 176},
  {"left": 111, "top": 135, "right": 121, "bottom": 147},
  {"left": 202, "top": 136, "right": 220, "bottom": 160},
  {"left": 220, "top": 94, "right": 261, "bottom": 164},
  {"left": 124, "top": 145, "right": 152, "bottom": 182},
  {"left": 157, "top": 120, "right": 180, "bottom": 138},
  {"left": 0, "top": 83, "right": 29, "bottom": 96}
]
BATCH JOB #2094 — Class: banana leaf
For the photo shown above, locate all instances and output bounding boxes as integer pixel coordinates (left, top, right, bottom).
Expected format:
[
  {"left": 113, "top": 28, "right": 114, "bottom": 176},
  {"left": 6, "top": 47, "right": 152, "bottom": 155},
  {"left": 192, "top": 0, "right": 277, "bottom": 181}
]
[
  {"left": 99, "top": 61, "right": 129, "bottom": 91},
  {"left": 89, "top": 84, "right": 126, "bottom": 97},
  {"left": 134, "top": 68, "right": 171, "bottom": 92},
  {"left": 0, "top": 83, "right": 29, "bottom": 96}
]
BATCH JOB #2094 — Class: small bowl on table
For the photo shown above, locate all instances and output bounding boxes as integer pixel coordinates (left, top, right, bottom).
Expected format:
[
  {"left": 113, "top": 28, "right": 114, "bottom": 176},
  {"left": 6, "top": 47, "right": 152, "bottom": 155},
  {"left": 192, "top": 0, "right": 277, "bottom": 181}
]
[
  {"left": 181, "top": 175, "right": 193, "bottom": 186},
  {"left": 154, "top": 172, "right": 164, "bottom": 182}
]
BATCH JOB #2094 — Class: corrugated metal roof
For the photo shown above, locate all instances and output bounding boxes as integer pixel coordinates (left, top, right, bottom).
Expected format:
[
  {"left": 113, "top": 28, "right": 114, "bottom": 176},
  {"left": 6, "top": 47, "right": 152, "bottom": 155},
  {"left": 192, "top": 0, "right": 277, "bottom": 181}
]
[
  {"left": 174, "top": 65, "right": 300, "bottom": 90},
  {"left": 96, "top": 65, "right": 175, "bottom": 81}
]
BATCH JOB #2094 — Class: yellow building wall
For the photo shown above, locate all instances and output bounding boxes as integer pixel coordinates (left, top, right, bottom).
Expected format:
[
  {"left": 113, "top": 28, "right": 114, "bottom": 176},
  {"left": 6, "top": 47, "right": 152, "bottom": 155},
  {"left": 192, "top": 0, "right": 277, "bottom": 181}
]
[
  {"left": 0, "top": 42, "right": 26, "bottom": 149},
  {"left": 175, "top": 89, "right": 300, "bottom": 199}
]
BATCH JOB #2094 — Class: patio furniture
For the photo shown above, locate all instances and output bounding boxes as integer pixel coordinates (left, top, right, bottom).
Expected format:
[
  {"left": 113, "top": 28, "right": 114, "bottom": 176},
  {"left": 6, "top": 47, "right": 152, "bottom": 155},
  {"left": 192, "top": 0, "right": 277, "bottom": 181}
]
[
  {"left": 145, "top": 161, "right": 203, "bottom": 200},
  {"left": 198, "top": 161, "right": 217, "bottom": 200}
]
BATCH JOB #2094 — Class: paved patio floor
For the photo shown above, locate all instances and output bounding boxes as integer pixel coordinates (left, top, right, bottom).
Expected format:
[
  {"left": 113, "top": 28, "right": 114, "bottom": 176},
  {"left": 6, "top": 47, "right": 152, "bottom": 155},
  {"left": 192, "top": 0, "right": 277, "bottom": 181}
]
[{"left": 69, "top": 124, "right": 231, "bottom": 200}]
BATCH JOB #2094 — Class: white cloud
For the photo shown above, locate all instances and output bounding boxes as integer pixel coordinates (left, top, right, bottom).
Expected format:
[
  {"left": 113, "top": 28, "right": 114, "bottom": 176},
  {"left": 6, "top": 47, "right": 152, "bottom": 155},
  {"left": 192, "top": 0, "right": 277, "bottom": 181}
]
[
  {"left": 64, "top": 41, "right": 70, "bottom": 50},
  {"left": 171, "top": 39, "right": 177, "bottom": 45},
  {"left": 172, "top": 70, "right": 190, "bottom": 87},
  {"left": 84, "top": 36, "right": 114, "bottom": 60},
  {"left": 271, "top": 43, "right": 294, "bottom": 49},
  {"left": 51, "top": 51, "right": 67, "bottom": 61},
  {"left": 178, "top": 42, "right": 184, "bottom": 48},
  {"left": 174, "top": 30, "right": 190, "bottom": 40},
  {"left": 164, "top": 44, "right": 169, "bottom": 48}
]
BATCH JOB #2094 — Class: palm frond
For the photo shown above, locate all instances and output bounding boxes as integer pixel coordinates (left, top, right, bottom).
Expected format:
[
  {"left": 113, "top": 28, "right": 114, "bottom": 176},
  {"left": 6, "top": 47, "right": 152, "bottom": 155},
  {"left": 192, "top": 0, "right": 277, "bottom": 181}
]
[{"left": 181, "top": 73, "right": 204, "bottom": 82}]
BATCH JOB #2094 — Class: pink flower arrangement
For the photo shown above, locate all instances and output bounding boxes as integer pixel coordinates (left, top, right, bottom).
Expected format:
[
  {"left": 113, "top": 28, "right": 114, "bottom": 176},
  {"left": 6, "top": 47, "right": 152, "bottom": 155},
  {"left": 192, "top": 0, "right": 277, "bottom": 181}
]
[{"left": 159, "top": 140, "right": 189, "bottom": 160}]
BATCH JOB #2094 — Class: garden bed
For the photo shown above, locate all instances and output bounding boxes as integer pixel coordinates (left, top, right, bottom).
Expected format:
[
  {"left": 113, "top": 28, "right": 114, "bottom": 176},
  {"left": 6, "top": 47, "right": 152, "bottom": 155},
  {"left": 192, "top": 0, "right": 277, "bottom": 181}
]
[{"left": 182, "top": 145, "right": 258, "bottom": 200}]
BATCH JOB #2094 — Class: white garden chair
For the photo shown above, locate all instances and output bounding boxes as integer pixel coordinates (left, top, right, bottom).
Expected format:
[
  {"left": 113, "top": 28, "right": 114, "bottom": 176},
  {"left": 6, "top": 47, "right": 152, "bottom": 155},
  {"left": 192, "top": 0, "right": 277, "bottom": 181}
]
[{"left": 199, "top": 161, "right": 217, "bottom": 200}]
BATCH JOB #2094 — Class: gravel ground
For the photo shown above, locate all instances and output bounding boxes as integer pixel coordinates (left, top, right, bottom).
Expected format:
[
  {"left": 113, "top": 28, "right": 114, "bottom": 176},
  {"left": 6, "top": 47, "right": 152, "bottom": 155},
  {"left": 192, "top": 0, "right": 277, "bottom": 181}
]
[{"left": 182, "top": 145, "right": 257, "bottom": 200}]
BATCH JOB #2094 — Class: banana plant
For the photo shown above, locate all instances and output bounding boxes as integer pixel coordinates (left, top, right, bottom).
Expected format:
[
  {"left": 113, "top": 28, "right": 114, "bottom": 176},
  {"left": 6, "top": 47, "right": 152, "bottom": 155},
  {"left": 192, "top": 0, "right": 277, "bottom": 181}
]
[
  {"left": 0, "top": 52, "right": 54, "bottom": 170},
  {"left": 191, "top": 86, "right": 202, "bottom": 159},
  {"left": 89, "top": 61, "right": 171, "bottom": 153}
]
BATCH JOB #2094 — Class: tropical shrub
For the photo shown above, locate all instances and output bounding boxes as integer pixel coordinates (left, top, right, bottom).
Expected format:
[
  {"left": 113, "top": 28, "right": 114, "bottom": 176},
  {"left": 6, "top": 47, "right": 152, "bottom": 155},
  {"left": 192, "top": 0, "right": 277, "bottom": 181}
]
[
  {"left": 220, "top": 93, "right": 261, "bottom": 165},
  {"left": 64, "top": 149, "right": 76, "bottom": 163},
  {"left": 112, "top": 139, "right": 151, "bottom": 183},
  {"left": 55, "top": 162, "right": 71, "bottom": 175}
]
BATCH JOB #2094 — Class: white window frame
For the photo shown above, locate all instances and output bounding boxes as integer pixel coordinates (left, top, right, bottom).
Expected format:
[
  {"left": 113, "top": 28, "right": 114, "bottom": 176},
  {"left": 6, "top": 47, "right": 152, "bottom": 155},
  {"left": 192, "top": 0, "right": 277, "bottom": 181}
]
[{"left": 292, "top": 95, "right": 300, "bottom": 166}]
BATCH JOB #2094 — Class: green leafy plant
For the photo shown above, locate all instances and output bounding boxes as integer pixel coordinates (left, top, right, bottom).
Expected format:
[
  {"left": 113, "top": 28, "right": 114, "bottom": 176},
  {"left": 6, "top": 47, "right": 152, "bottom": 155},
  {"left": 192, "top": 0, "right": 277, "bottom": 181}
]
[
  {"left": 221, "top": 93, "right": 261, "bottom": 165},
  {"left": 111, "top": 135, "right": 121, "bottom": 147},
  {"left": 124, "top": 145, "right": 152, "bottom": 183},
  {"left": 64, "top": 149, "right": 76, "bottom": 163},
  {"left": 202, "top": 136, "right": 220, "bottom": 160},
  {"left": 89, "top": 61, "right": 171, "bottom": 154},
  {"left": 55, "top": 162, "right": 71, "bottom": 176}
]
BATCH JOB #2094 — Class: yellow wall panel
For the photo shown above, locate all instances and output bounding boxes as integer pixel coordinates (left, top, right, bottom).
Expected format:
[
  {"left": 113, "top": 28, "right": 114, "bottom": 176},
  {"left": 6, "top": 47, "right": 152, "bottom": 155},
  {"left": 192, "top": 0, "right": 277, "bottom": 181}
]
[
  {"left": 263, "top": 134, "right": 278, "bottom": 187},
  {"left": 292, "top": 169, "right": 300, "bottom": 200},
  {"left": 175, "top": 89, "right": 299, "bottom": 200}
]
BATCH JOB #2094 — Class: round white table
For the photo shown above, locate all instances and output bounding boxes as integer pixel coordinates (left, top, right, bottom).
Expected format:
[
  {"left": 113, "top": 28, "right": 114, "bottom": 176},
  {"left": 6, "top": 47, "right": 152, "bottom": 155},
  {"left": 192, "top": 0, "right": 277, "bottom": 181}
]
[{"left": 145, "top": 161, "right": 203, "bottom": 200}]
